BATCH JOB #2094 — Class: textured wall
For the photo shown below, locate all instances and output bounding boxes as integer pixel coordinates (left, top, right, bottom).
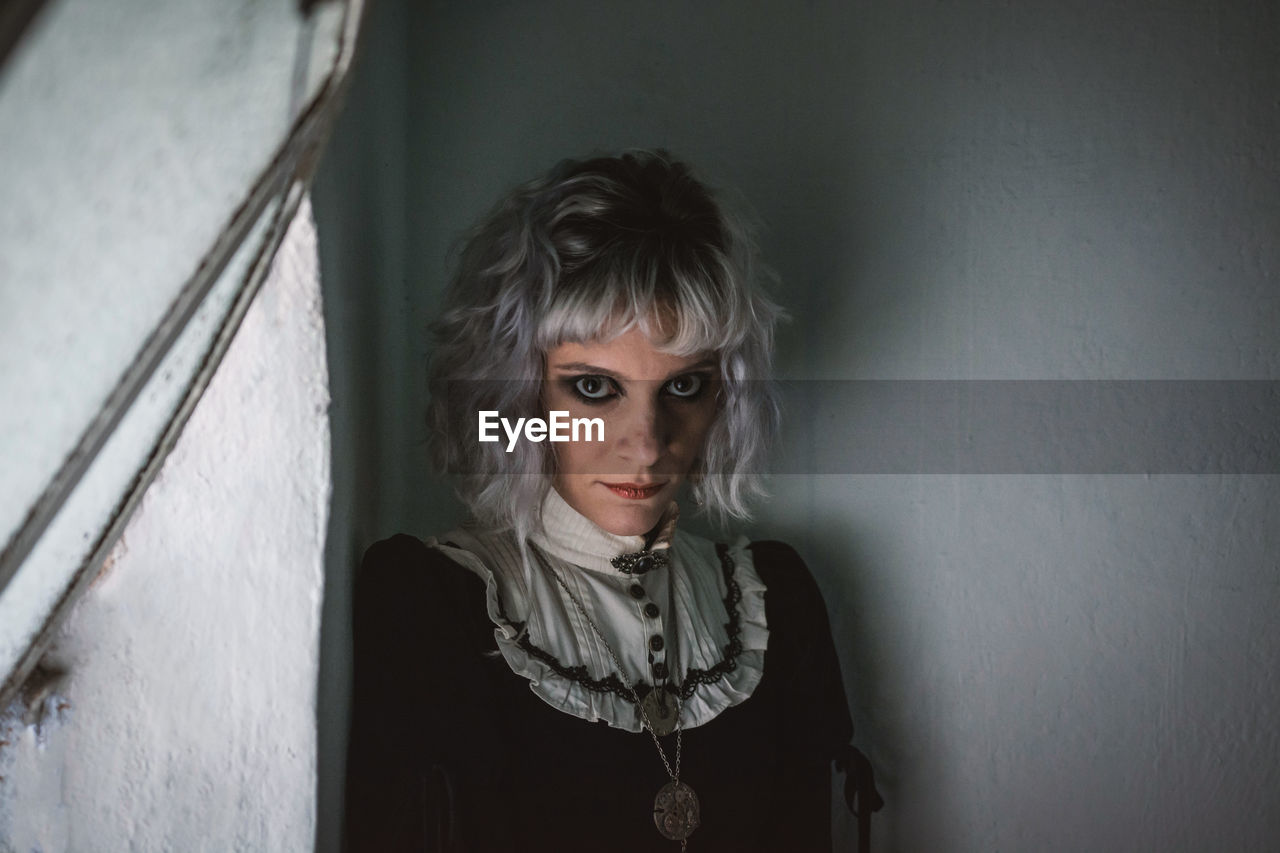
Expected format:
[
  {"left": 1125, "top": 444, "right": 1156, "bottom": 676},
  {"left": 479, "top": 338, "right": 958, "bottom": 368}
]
[
  {"left": 0, "top": 0, "right": 340, "bottom": 567},
  {"left": 315, "top": 1, "right": 1278, "bottom": 850},
  {"left": 0, "top": 201, "right": 329, "bottom": 852}
]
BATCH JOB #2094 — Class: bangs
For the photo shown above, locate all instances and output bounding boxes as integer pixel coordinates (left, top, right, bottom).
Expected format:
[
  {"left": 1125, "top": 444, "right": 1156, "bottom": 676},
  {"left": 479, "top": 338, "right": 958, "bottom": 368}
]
[
  {"left": 536, "top": 248, "right": 746, "bottom": 357},
  {"left": 429, "top": 149, "right": 782, "bottom": 533}
]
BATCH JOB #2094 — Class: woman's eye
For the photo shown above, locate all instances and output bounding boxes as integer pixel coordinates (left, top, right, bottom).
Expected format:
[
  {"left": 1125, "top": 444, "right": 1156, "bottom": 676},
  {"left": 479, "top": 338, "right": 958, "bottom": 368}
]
[
  {"left": 664, "top": 374, "right": 704, "bottom": 398},
  {"left": 572, "top": 375, "right": 615, "bottom": 400}
]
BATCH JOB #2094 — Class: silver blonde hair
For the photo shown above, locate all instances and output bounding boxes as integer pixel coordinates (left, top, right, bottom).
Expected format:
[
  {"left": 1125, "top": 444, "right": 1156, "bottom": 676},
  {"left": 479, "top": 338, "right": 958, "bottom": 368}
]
[{"left": 427, "top": 150, "right": 782, "bottom": 536}]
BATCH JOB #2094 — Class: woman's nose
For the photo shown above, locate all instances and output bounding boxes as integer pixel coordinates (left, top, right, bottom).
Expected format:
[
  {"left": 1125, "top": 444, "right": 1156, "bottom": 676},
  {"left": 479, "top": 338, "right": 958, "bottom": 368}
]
[{"left": 616, "top": 393, "right": 665, "bottom": 467}]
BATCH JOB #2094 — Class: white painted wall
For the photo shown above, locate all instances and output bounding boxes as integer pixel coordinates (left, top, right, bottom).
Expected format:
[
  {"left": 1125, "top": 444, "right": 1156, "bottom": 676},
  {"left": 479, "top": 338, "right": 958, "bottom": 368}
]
[
  {"left": 0, "top": 201, "right": 329, "bottom": 852},
  {"left": 0, "top": 0, "right": 342, "bottom": 566},
  {"left": 316, "top": 1, "right": 1279, "bottom": 850},
  {"left": 1, "top": 1, "right": 348, "bottom": 844}
]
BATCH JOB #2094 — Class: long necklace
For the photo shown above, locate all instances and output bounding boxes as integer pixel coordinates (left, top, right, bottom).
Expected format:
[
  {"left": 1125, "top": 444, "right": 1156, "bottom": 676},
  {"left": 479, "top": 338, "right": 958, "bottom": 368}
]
[{"left": 545, "top": 560, "right": 701, "bottom": 849}]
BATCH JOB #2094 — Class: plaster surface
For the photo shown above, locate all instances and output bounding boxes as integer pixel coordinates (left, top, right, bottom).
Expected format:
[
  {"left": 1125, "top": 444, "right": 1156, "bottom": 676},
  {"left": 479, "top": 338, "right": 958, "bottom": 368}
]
[
  {"left": 0, "top": 201, "right": 329, "bottom": 853},
  {"left": 0, "top": 0, "right": 341, "bottom": 561}
]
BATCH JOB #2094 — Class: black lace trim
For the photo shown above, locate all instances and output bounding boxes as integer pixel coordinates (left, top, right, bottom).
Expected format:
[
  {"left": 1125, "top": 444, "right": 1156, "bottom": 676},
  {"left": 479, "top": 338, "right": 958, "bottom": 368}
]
[
  {"left": 510, "top": 543, "right": 744, "bottom": 703},
  {"left": 515, "top": 637, "right": 636, "bottom": 701},
  {"left": 674, "top": 544, "right": 742, "bottom": 700}
]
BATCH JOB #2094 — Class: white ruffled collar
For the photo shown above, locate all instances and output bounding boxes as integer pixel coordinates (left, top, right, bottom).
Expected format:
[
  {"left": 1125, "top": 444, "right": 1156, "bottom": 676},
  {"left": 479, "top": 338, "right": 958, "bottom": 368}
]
[{"left": 430, "top": 491, "right": 769, "bottom": 733}]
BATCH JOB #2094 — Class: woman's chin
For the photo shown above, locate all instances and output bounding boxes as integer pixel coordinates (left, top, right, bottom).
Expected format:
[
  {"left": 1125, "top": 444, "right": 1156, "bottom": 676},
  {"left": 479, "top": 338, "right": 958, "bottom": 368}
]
[{"left": 553, "top": 478, "right": 675, "bottom": 537}]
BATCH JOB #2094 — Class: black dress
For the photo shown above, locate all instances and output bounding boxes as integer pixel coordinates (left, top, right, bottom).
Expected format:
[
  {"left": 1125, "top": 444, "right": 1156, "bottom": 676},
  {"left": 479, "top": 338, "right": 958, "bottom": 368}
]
[{"left": 344, "top": 534, "right": 855, "bottom": 852}]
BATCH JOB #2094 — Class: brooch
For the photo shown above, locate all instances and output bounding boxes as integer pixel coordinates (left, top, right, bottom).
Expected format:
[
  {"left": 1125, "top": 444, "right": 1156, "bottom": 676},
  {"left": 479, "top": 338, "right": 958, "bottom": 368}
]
[{"left": 610, "top": 550, "right": 669, "bottom": 575}]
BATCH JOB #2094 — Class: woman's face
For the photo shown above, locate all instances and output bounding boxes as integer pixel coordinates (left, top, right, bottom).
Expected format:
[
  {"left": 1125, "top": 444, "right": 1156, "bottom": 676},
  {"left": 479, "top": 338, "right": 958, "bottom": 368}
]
[{"left": 543, "top": 326, "right": 719, "bottom": 537}]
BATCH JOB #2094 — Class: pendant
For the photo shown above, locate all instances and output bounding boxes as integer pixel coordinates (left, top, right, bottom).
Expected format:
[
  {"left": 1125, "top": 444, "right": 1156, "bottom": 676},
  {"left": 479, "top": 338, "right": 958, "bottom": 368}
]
[
  {"left": 641, "top": 690, "right": 679, "bottom": 736},
  {"left": 653, "top": 780, "right": 700, "bottom": 841}
]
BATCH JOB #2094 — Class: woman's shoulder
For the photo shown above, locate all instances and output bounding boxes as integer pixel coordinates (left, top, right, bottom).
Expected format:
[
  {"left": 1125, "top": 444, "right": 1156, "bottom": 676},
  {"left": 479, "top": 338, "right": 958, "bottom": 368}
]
[
  {"left": 360, "top": 532, "right": 474, "bottom": 578},
  {"left": 673, "top": 530, "right": 818, "bottom": 586},
  {"left": 360, "top": 532, "right": 431, "bottom": 568},
  {"left": 668, "top": 530, "right": 823, "bottom": 599},
  {"left": 746, "top": 538, "right": 816, "bottom": 584},
  {"left": 745, "top": 538, "right": 833, "bottom": 619},
  {"left": 352, "top": 534, "right": 502, "bottom": 676},
  {"left": 356, "top": 533, "right": 488, "bottom": 618}
]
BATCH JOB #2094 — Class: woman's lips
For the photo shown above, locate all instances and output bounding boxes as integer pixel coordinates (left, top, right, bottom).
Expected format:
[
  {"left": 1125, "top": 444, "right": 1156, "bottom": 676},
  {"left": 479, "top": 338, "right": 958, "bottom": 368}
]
[{"left": 602, "top": 482, "right": 667, "bottom": 500}]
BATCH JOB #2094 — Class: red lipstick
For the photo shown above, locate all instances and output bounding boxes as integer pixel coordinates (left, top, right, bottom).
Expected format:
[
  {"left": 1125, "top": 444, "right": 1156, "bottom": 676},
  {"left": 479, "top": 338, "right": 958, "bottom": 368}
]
[{"left": 603, "top": 482, "right": 667, "bottom": 500}]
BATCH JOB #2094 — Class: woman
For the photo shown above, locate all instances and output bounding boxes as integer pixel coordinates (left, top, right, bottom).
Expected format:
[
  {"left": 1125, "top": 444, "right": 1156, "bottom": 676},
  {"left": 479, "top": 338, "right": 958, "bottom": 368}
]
[{"left": 345, "top": 151, "right": 875, "bottom": 851}]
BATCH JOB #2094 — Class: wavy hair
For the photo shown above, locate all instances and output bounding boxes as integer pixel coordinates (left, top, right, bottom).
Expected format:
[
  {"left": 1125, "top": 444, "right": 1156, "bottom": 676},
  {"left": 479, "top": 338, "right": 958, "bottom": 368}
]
[{"left": 427, "top": 150, "right": 782, "bottom": 536}]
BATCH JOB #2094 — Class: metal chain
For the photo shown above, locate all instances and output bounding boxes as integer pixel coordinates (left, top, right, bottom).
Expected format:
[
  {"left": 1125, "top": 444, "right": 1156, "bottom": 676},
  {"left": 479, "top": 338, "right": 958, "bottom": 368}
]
[{"left": 543, "top": 557, "right": 683, "bottom": 784}]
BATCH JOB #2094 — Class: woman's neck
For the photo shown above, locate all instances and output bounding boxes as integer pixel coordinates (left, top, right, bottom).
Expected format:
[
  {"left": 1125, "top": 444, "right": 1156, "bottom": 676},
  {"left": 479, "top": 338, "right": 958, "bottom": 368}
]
[{"left": 530, "top": 487, "right": 678, "bottom": 575}]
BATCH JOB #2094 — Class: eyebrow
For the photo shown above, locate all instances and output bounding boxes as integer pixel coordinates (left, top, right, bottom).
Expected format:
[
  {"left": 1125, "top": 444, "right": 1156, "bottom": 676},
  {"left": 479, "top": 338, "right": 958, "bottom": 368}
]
[{"left": 550, "top": 359, "right": 718, "bottom": 382}]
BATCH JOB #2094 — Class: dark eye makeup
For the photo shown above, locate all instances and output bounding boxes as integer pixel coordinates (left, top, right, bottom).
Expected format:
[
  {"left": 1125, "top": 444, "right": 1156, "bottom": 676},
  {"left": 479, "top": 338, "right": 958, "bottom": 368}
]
[
  {"left": 570, "top": 375, "right": 618, "bottom": 402},
  {"left": 663, "top": 373, "right": 704, "bottom": 398},
  {"left": 562, "top": 372, "right": 712, "bottom": 405}
]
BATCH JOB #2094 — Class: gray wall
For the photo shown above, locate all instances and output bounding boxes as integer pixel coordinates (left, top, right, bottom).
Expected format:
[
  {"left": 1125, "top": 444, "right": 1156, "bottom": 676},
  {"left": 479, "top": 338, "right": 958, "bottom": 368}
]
[{"left": 315, "top": 1, "right": 1279, "bottom": 849}]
